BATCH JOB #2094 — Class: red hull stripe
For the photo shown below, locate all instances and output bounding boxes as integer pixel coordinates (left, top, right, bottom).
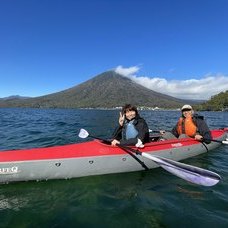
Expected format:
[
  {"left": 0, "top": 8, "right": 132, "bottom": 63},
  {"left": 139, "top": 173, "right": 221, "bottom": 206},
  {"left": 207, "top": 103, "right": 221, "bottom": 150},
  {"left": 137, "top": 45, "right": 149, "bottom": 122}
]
[{"left": 0, "top": 129, "right": 226, "bottom": 162}]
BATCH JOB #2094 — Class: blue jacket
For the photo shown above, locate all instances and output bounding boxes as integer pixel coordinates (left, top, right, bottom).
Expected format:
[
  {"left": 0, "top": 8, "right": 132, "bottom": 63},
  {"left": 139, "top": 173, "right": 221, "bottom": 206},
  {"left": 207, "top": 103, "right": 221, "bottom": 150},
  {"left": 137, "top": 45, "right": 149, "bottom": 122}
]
[{"left": 113, "top": 114, "right": 150, "bottom": 146}]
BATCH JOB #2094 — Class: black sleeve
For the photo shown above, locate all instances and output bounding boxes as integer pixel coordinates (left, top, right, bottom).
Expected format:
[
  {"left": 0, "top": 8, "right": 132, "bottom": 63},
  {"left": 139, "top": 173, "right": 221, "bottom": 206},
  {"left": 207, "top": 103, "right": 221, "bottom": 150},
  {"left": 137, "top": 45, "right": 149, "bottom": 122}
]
[
  {"left": 196, "top": 119, "right": 212, "bottom": 144},
  {"left": 112, "top": 126, "right": 123, "bottom": 140},
  {"left": 171, "top": 123, "right": 179, "bottom": 138},
  {"left": 135, "top": 118, "right": 149, "bottom": 143}
]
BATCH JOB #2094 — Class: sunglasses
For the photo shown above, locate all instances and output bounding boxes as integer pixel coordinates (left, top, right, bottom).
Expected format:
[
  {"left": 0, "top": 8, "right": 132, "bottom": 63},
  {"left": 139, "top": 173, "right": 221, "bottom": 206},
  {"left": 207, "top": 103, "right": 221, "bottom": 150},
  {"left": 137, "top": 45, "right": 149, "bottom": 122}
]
[{"left": 182, "top": 109, "right": 192, "bottom": 112}]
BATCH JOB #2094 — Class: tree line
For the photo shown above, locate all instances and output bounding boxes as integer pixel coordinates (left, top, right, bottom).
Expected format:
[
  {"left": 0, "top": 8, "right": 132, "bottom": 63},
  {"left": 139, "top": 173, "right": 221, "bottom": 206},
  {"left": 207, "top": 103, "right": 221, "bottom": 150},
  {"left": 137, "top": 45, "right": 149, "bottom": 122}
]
[{"left": 195, "top": 90, "right": 228, "bottom": 111}]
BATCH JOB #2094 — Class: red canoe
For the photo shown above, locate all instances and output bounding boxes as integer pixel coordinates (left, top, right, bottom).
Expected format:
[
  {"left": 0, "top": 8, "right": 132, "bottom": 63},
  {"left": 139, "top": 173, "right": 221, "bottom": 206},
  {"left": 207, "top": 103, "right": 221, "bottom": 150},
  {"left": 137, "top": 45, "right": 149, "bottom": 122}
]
[{"left": 0, "top": 129, "right": 227, "bottom": 184}]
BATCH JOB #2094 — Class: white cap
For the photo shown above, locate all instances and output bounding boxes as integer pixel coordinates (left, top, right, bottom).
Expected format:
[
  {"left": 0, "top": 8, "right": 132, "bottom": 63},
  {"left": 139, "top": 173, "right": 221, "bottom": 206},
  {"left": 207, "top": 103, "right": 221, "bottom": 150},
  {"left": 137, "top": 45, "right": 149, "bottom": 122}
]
[{"left": 181, "top": 104, "right": 193, "bottom": 111}]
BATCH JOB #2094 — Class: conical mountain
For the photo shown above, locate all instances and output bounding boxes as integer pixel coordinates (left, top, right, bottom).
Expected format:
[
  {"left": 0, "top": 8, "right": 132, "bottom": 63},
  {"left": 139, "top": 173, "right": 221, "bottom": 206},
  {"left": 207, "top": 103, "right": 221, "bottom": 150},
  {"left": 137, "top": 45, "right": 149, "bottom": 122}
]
[{"left": 0, "top": 71, "right": 185, "bottom": 108}]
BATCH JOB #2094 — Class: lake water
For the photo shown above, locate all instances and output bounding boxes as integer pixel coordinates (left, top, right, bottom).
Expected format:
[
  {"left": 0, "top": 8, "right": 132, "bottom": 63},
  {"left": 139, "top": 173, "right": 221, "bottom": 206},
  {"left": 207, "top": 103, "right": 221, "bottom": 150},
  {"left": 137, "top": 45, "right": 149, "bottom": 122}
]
[{"left": 0, "top": 108, "right": 227, "bottom": 227}]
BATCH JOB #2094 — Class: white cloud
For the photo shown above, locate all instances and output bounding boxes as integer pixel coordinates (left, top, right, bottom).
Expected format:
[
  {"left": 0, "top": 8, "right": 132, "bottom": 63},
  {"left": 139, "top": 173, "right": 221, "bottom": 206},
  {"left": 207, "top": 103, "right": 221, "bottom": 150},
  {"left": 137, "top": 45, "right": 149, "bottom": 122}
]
[
  {"left": 115, "top": 65, "right": 140, "bottom": 77},
  {"left": 114, "top": 65, "right": 228, "bottom": 100}
]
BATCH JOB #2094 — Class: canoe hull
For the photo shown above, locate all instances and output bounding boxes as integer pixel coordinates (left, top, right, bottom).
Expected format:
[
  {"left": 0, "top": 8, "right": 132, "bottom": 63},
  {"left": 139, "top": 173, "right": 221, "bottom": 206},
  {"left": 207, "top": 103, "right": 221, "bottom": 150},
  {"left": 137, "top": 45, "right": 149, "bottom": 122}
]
[{"left": 0, "top": 129, "right": 227, "bottom": 184}]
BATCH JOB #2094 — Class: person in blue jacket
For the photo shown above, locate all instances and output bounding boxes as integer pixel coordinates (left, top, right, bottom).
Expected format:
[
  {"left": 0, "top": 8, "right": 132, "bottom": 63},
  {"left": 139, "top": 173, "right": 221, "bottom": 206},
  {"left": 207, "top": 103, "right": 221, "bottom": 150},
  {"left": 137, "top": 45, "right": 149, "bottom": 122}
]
[{"left": 111, "top": 104, "right": 150, "bottom": 147}]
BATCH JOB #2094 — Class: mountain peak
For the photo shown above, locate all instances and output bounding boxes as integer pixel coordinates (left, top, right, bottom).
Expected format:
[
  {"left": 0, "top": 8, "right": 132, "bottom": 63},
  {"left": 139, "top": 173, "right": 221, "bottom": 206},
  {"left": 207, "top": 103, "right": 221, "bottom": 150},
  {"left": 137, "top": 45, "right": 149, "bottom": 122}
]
[{"left": 0, "top": 71, "right": 185, "bottom": 108}]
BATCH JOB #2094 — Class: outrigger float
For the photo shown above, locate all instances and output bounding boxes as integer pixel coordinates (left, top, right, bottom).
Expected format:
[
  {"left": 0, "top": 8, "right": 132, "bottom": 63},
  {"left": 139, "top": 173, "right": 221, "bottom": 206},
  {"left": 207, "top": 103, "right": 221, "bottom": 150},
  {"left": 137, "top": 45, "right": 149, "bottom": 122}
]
[{"left": 0, "top": 128, "right": 227, "bottom": 185}]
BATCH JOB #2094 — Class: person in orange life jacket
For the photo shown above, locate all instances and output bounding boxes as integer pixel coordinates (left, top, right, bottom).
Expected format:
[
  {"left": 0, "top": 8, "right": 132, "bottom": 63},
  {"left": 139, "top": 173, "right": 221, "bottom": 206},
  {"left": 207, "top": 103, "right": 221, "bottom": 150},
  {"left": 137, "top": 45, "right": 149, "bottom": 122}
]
[
  {"left": 161, "top": 104, "right": 212, "bottom": 144},
  {"left": 111, "top": 104, "right": 150, "bottom": 147}
]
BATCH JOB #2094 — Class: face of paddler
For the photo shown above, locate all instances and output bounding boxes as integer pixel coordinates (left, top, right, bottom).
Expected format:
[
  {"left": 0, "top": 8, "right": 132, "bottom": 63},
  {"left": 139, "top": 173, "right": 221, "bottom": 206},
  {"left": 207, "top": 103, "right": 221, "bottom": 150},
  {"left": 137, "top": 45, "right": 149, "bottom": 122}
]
[
  {"left": 182, "top": 109, "right": 193, "bottom": 118},
  {"left": 125, "top": 109, "right": 136, "bottom": 121}
]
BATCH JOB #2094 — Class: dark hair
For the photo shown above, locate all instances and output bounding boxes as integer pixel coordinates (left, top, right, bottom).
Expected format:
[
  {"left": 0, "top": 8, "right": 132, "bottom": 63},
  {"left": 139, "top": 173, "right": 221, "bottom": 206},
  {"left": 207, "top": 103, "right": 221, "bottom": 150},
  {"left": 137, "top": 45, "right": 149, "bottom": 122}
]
[{"left": 122, "top": 104, "right": 138, "bottom": 115}]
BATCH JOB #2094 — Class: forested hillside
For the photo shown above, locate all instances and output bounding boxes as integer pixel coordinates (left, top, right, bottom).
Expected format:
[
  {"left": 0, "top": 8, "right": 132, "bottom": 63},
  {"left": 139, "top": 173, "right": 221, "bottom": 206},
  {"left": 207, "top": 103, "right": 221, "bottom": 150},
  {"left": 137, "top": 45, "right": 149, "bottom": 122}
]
[{"left": 195, "top": 91, "right": 228, "bottom": 111}]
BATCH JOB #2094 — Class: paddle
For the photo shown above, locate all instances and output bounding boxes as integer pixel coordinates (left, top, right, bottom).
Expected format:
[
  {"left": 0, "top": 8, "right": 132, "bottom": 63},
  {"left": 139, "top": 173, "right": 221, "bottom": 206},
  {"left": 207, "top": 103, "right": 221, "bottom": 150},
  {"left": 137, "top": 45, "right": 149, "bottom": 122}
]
[
  {"left": 150, "top": 129, "right": 228, "bottom": 144},
  {"left": 78, "top": 128, "right": 221, "bottom": 187},
  {"left": 78, "top": 128, "right": 113, "bottom": 144},
  {"left": 206, "top": 138, "right": 228, "bottom": 144}
]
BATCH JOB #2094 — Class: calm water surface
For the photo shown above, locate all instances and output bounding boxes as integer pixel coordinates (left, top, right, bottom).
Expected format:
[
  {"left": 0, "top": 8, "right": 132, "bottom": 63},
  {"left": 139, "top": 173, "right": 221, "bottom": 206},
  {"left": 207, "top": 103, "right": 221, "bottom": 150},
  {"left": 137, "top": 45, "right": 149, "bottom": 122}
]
[{"left": 0, "top": 108, "right": 227, "bottom": 228}]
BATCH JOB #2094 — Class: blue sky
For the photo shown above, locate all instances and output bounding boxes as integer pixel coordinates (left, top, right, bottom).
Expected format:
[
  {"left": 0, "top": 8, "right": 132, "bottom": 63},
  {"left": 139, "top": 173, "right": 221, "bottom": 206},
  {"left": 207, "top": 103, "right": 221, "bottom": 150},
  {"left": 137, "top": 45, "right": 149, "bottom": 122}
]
[{"left": 0, "top": 0, "right": 228, "bottom": 100}]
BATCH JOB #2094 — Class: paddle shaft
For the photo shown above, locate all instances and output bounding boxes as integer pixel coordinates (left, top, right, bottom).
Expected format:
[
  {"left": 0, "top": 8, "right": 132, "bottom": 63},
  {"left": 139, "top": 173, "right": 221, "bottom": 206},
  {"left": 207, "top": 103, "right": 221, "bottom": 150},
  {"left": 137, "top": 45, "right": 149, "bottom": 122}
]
[
  {"left": 87, "top": 135, "right": 111, "bottom": 144},
  {"left": 151, "top": 130, "right": 227, "bottom": 144},
  {"left": 209, "top": 138, "right": 228, "bottom": 144}
]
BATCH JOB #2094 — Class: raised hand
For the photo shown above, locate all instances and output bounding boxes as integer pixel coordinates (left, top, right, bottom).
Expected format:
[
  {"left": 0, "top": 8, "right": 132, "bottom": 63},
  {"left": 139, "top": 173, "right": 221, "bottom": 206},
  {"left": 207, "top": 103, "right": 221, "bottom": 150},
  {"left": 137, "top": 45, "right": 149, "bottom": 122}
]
[{"left": 119, "top": 112, "right": 125, "bottom": 126}]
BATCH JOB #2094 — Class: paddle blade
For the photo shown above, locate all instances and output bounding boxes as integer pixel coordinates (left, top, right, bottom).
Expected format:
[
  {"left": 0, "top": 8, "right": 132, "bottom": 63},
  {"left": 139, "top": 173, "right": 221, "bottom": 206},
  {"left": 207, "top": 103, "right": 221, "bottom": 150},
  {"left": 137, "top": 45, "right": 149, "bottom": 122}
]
[
  {"left": 159, "top": 162, "right": 221, "bottom": 187},
  {"left": 142, "top": 153, "right": 221, "bottom": 187},
  {"left": 78, "top": 128, "right": 89, "bottom": 139}
]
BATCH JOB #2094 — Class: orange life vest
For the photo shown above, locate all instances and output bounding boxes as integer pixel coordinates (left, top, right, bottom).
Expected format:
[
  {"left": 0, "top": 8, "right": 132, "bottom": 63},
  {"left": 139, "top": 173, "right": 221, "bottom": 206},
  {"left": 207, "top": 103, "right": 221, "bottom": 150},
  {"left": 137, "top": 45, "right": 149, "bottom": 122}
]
[{"left": 177, "top": 116, "right": 197, "bottom": 137}]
